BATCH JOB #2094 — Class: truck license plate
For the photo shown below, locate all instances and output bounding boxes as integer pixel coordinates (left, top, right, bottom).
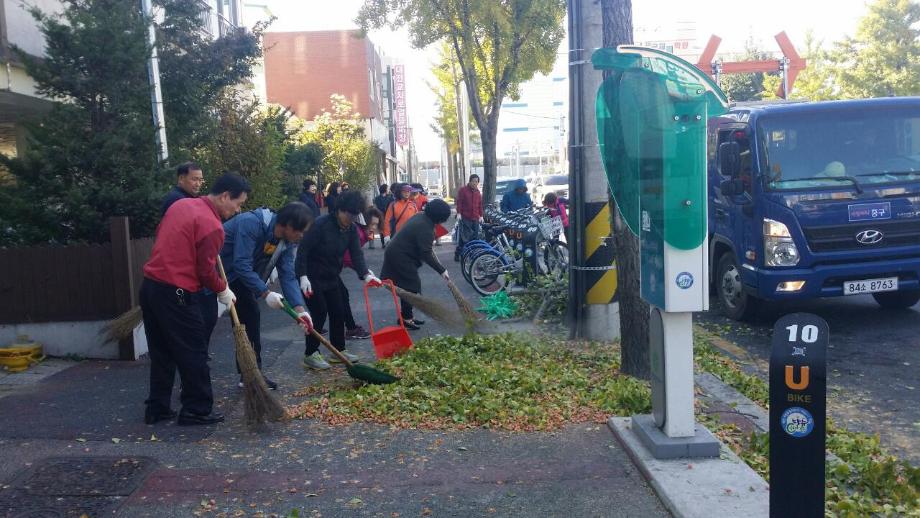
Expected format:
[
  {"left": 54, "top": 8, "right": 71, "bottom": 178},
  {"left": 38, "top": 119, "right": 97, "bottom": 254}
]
[{"left": 843, "top": 277, "right": 898, "bottom": 295}]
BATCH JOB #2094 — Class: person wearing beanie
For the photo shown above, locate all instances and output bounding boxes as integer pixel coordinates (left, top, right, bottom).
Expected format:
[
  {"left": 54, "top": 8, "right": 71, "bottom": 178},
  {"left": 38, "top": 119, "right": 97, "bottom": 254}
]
[{"left": 380, "top": 199, "right": 452, "bottom": 330}]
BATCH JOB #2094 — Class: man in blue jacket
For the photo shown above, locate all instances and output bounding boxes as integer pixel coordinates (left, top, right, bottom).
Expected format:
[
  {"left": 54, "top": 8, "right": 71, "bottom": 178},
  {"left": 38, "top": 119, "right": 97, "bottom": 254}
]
[
  {"left": 220, "top": 202, "right": 314, "bottom": 390},
  {"left": 500, "top": 178, "right": 533, "bottom": 212}
]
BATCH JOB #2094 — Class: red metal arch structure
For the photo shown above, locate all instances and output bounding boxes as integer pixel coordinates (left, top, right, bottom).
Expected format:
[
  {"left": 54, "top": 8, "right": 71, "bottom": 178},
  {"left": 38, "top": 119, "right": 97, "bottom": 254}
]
[{"left": 695, "top": 31, "right": 806, "bottom": 99}]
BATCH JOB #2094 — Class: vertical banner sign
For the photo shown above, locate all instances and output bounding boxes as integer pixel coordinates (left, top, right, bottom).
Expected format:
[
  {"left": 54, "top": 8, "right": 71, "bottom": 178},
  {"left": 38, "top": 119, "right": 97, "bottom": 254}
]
[
  {"left": 769, "top": 313, "right": 827, "bottom": 518},
  {"left": 393, "top": 65, "right": 408, "bottom": 146}
]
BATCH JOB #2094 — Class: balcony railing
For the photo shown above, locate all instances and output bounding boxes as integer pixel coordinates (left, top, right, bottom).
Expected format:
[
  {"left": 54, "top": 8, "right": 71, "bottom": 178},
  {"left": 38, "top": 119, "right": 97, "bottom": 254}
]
[{"left": 196, "top": 0, "right": 237, "bottom": 39}]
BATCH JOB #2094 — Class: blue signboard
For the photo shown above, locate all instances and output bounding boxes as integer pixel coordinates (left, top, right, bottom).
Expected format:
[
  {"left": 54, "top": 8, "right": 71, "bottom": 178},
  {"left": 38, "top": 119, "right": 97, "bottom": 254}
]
[{"left": 848, "top": 202, "right": 891, "bottom": 222}]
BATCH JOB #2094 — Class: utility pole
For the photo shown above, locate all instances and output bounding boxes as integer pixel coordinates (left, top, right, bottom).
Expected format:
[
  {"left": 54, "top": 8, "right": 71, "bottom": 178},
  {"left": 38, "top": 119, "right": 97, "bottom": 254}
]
[
  {"left": 141, "top": 0, "right": 168, "bottom": 163},
  {"left": 567, "top": 0, "right": 619, "bottom": 340}
]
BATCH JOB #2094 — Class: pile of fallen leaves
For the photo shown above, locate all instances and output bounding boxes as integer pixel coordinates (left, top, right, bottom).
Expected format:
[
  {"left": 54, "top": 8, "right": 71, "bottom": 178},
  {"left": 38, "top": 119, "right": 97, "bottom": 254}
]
[{"left": 287, "top": 333, "right": 650, "bottom": 431}]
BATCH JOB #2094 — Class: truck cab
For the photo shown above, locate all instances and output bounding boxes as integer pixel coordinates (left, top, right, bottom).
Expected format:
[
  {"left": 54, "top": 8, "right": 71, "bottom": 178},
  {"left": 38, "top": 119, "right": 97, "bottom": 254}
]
[{"left": 708, "top": 97, "right": 920, "bottom": 320}]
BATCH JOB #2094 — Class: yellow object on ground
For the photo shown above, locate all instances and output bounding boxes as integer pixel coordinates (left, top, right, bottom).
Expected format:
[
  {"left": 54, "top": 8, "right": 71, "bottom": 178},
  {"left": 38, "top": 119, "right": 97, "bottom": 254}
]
[{"left": 0, "top": 335, "right": 44, "bottom": 372}]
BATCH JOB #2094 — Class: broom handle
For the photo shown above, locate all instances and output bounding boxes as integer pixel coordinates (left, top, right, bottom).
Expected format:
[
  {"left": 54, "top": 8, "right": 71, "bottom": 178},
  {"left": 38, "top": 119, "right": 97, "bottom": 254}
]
[
  {"left": 215, "top": 256, "right": 242, "bottom": 328},
  {"left": 277, "top": 298, "right": 355, "bottom": 368},
  {"left": 309, "top": 330, "right": 354, "bottom": 368}
]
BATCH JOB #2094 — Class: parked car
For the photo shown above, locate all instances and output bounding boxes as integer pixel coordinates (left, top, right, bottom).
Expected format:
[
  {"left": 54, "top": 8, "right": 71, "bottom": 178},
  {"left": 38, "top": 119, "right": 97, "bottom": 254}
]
[{"left": 534, "top": 174, "right": 569, "bottom": 202}]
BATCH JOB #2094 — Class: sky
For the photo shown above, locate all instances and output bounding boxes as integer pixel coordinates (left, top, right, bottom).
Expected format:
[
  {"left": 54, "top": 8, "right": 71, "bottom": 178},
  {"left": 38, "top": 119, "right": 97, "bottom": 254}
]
[{"left": 256, "top": 0, "right": 872, "bottom": 162}]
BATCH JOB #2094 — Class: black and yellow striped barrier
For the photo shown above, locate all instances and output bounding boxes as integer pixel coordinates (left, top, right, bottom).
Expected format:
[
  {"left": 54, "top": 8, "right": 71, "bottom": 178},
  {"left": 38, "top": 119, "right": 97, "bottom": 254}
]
[{"left": 582, "top": 201, "right": 618, "bottom": 304}]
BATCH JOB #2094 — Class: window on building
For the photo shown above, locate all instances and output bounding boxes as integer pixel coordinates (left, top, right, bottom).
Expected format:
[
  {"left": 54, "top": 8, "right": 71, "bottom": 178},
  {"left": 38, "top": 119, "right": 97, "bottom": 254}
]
[
  {"left": 503, "top": 127, "right": 529, "bottom": 132},
  {"left": 503, "top": 102, "right": 528, "bottom": 108}
]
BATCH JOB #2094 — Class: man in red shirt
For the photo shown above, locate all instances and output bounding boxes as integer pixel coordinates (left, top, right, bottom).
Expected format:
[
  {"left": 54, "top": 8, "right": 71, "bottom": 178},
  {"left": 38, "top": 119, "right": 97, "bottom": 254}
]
[
  {"left": 454, "top": 174, "right": 483, "bottom": 261},
  {"left": 141, "top": 173, "right": 250, "bottom": 426}
]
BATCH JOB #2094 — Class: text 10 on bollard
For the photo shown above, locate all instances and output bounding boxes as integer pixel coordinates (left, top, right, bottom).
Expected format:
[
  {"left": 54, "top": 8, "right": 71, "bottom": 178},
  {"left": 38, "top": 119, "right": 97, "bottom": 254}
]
[{"left": 769, "top": 312, "right": 828, "bottom": 518}]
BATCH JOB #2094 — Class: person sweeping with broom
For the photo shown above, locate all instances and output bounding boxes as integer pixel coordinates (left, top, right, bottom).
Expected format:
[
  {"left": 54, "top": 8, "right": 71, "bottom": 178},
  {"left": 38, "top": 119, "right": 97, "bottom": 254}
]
[
  {"left": 140, "top": 173, "right": 249, "bottom": 426},
  {"left": 380, "top": 199, "right": 452, "bottom": 330},
  {"left": 220, "top": 202, "right": 315, "bottom": 391},
  {"left": 296, "top": 191, "right": 382, "bottom": 370}
]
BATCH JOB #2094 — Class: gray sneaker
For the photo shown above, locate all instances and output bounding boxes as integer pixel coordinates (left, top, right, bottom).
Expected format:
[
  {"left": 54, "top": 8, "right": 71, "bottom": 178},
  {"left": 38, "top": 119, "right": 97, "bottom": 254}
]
[
  {"left": 303, "top": 352, "right": 330, "bottom": 370},
  {"left": 328, "top": 351, "right": 361, "bottom": 364}
]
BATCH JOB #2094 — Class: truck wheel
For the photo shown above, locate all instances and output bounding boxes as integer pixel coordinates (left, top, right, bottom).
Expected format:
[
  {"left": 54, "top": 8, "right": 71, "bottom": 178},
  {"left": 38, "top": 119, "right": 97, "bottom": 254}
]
[
  {"left": 716, "top": 253, "right": 758, "bottom": 321},
  {"left": 872, "top": 290, "right": 920, "bottom": 310}
]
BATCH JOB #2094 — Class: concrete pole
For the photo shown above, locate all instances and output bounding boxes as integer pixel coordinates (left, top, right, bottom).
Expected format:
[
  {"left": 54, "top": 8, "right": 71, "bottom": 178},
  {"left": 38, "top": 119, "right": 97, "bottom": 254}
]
[
  {"left": 570, "top": 0, "right": 620, "bottom": 341},
  {"left": 140, "top": 0, "right": 168, "bottom": 163}
]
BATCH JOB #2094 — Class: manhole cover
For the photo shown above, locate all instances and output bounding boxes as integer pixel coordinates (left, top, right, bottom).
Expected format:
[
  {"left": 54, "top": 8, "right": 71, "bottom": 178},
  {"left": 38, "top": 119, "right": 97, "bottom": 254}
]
[
  {"left": 0, "top": 456, "right": 157, "bottom": 517},
  {"left": 0, "top": 493, "right": 122, "bottom": 517},
  {"left": 10, "top": 456, "right": 157, "bottom": 496}
]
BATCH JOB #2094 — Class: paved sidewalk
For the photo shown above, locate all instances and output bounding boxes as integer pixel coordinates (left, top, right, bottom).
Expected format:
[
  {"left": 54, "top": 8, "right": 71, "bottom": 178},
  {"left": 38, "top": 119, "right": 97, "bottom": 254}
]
[
  {"left": 0, "top": 358, "right": 74, "bottom": 399},
  {"left": 0, "top": 242, "right": 669, "bottom": 517}
]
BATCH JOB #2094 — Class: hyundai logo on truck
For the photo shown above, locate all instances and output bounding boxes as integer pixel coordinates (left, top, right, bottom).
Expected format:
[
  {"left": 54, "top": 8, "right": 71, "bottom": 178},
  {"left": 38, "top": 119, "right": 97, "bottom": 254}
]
[{"left": 855, "top": 229, "right": 884, "bottom": 245}]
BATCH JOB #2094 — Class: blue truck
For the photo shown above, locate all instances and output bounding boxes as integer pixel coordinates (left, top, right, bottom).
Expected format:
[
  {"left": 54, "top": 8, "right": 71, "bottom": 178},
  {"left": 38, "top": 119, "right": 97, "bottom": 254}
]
[{"left": 708, "top": 97, "right": 920, "bottom": 320}]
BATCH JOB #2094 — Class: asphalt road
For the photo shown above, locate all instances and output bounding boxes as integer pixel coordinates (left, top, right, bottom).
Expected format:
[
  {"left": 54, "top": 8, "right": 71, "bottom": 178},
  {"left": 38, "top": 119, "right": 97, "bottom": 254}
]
[{"left": 696, "top": 294, "right": 919, "bottom": 464}]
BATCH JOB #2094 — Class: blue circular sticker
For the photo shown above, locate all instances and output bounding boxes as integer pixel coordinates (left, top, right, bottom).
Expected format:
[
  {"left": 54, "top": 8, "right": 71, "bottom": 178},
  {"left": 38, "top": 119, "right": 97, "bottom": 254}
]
[
  {"left": 676, "top": 272, "right": 694, "bottom": 289},
  {"left": 781, "top": 407, "right": 814, "bottom": 438}
]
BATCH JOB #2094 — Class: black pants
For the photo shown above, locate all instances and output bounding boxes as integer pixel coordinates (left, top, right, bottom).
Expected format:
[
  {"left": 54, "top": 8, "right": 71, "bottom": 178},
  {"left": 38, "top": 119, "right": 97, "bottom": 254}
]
[
  {"left": 379, "top": 232, "right": 386, "bottom": 248},
  {"left": 340, "top": 278, "right": 357, "bottom": 330},
  {"left": 201, "top": 292, "right": 218, "bottom": 350},
  {"left": 140, "top": 279, "right": 212, "bottom": 416},
  {"left": 305, "top": 282, "right": 347, "bottom": 355},
  {"left": 398, "top": 285, "right": 418, "bottom": 321},
  {"left": 455, "top": 219, "right": 481, "bottom": 260},
  {"left": 230, "top": 278, "right": 262, "bottom": 372}
]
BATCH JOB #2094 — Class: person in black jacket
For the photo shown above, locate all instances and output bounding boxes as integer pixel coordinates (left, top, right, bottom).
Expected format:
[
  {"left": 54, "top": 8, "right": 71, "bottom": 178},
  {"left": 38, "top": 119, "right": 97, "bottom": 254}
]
[
  {"left": 296, "top": 191, "right": 382, "bottom": 370},
  {"left": 380, "top": 199, "right": 452, "bottom": 330},
  {"left": 161, "top": 162, "right": 204, "bottom": 216},
  {"left": 371, "top": 184, "right": 392, "bottom": 249},
  {"left": 298, "top": 179, "right": 321, "bottom": 218},
  {"left": 324, "top": 182, "right": 342, "bottom": 214}
]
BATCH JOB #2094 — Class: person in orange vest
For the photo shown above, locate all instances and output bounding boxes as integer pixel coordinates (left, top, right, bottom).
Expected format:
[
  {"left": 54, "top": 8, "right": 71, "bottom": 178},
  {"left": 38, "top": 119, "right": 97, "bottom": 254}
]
[{"left": 383, "top": 184, "right": 419, "bottom": 238}]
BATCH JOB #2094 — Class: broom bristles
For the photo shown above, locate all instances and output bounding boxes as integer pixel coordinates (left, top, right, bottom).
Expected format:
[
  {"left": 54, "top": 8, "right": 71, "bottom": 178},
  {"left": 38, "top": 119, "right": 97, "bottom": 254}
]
[
  {"left": 100, "top": 306, "right": 143, "bottom": 344},
  {"left": 393, "top": 287, "right": 465, "bottom": 328},
  {"left": 234, "top": 324, "right": 287, "bottom": 425},
  {"left": 447, "top": 280, "right": 480, "bottom": 323}
]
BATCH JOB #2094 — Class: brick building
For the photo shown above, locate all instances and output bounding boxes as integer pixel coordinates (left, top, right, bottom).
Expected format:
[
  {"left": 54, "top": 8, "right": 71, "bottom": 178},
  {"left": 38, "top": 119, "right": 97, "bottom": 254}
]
[{"left": 262, "top": 30, "right": 414, "bottom": 184}]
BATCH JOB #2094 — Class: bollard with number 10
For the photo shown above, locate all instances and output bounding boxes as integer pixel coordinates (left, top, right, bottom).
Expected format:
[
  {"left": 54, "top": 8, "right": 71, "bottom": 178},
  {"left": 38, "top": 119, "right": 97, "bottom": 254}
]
[{"left": 769, "top": 312, "right": 828, "bottom": 517}]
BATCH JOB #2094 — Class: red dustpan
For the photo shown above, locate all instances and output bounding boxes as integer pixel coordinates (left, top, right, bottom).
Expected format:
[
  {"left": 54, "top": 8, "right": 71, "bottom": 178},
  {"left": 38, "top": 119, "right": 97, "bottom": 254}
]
[{"left": 364, "top": 280, "right": 413, "bottom": 359}]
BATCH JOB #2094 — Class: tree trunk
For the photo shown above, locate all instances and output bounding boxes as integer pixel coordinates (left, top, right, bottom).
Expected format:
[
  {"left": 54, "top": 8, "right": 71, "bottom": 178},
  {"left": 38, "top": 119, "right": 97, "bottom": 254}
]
[
  {"left": 480, "top": 124, "right": 498, "bottom": 208},
  {"left": 600, "top": 0, "right": 649, "bottom": 380},
  {"left": 452, "top": 150, "right": 462, "bottom": 198},
  {"left": 446, "top": 140, "right": 456, "bottom": 197}
]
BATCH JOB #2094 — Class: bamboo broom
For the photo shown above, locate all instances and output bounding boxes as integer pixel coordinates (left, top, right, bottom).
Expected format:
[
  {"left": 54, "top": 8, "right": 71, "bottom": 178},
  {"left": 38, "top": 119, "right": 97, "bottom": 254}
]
[
  {"left": 446, "top": 279, "right": 480, "bottom": 323},
  {"left": 101, "top": 306, "right": 143, "bottom": 344},
  {"left": 391, "top": 285, "right": 467, "bottom": 329},
  {"left": 216, "top": 257, "right": 287, "bottom": 426}
]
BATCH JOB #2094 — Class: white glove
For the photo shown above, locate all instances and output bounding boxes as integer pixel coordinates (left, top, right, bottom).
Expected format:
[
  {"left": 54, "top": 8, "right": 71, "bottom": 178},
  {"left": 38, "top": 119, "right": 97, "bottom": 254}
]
[
  {"left": 363, "top": 272, "right": 383, "bottom": 287},
  {"left": 441, "top": 270, "right": 450, "bottom": 281},
  {"left": 217, "top": 286, "right": 236, "bottom": 306},
  {"left": 269, "top": 268, "right": 278, "bottom": 285},
  {"left": 299, "top": 275, "right": 313, "bottom": 297},
  {"left": 297, "top": 311, "right": 313, "bottom": 333},
  {"left": 478, "top": 216, "right": 484, "bottom": 223},
  {"left": 264, "top": 291, "right": 284, "bottom": 310}
]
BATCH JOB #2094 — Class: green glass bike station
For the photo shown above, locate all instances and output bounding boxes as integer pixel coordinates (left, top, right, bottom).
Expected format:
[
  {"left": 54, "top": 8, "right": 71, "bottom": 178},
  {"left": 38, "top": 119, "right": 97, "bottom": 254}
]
[{"left": 594, "top": 46, "right": 729, "bottom": 457}]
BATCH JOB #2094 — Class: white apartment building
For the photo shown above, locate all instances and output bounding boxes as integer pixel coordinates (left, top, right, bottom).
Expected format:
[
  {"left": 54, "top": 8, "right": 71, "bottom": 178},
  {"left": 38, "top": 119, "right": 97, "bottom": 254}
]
[
  {"left": 485, "top": 48, "right": 569, "bottom": 179},
  {"left": 0, "top": 0, "right": 242, "bottom": 157}
]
